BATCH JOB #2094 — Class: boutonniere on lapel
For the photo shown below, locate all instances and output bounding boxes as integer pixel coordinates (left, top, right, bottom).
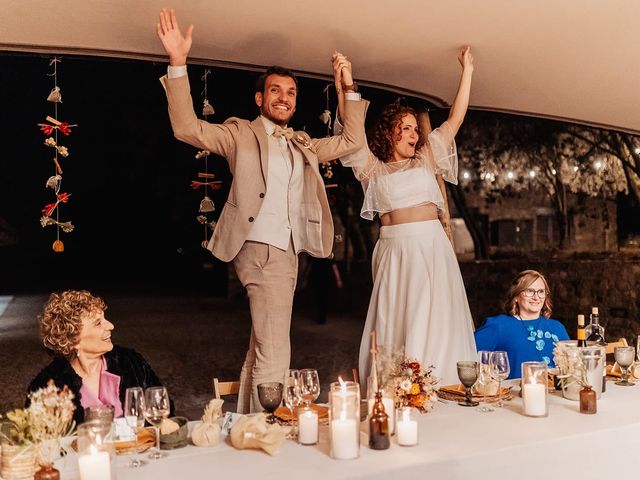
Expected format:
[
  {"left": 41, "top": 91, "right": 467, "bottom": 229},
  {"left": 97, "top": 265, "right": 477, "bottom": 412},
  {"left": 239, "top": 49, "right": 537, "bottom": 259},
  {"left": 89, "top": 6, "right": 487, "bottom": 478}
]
[{"left": 293, "top": 131, "right": 316, "bottom": 154}]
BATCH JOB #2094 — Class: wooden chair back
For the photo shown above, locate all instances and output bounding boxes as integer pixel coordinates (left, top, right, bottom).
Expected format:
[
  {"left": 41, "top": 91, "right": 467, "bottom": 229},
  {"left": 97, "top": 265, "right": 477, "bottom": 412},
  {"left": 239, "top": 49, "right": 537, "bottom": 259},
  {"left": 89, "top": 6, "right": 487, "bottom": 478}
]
[
  {"left": 212, "top": 378, "right": 241, "bottom": 400},
  {"left": 605, "top": 338, "right": 629, "bottom": 355}
]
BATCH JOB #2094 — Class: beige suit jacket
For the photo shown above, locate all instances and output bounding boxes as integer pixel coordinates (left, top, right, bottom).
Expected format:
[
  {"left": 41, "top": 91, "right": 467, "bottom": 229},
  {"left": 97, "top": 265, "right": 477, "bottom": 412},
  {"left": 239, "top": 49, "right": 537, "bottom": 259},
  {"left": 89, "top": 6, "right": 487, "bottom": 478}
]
[{"left": 161, "top": 75, "right": 368, "bottom": 262}]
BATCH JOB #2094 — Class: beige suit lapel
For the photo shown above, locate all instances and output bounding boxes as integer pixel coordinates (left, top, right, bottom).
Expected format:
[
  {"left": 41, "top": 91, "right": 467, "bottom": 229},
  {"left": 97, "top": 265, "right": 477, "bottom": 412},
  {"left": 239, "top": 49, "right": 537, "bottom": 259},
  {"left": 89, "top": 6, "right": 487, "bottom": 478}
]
[{"left": 249, "top": 117, "right": 269, "bottom": 184}]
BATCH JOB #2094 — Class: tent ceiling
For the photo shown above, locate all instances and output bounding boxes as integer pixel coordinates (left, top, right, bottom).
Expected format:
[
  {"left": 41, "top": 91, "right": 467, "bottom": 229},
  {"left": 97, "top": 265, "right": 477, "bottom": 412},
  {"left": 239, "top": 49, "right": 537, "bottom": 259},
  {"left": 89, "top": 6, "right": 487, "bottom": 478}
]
[{"left": 2, "top": 0, "right": 639, "bottom": 133}]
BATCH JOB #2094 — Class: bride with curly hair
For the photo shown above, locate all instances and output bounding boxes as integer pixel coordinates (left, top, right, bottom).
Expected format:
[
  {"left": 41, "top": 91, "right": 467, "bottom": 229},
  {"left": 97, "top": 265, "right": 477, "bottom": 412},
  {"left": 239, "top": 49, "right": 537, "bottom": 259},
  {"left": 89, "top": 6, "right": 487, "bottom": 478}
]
[{"left": 336, "top": 47, "right": 477, "bottom": 385}]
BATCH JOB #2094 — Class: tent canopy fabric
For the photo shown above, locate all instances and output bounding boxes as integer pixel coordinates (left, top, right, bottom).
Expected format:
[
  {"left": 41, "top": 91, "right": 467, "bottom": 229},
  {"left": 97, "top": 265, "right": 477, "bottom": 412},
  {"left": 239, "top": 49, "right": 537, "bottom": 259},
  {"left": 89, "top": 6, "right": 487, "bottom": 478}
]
[{"left": 2, "top": 0, "right": 638, "bottom": 133}]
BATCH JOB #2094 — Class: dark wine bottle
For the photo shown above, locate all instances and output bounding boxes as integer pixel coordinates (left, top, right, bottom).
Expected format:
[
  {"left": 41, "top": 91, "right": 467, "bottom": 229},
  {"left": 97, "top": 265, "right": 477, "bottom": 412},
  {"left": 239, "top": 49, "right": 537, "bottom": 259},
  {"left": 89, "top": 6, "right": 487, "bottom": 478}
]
[
  {"left": 577, "top": 314, "right": 587, "bottom": 347},
  {"left": 586, "top": 306, "right": 606, "bottom": 344}
]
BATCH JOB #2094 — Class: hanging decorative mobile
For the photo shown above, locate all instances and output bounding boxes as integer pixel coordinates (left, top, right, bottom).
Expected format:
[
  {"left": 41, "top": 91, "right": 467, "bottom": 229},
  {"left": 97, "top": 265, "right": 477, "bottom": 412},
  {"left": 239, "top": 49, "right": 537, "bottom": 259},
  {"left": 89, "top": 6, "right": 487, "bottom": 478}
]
[
  {"left": 190, "top": 68, "right": 221, "bottom": 249},
  {"left": 319, "top": 84, "right": 336, "bottom": 180},
  {"left": 38, "top": 57, "right": 76, "bottom": 252}
]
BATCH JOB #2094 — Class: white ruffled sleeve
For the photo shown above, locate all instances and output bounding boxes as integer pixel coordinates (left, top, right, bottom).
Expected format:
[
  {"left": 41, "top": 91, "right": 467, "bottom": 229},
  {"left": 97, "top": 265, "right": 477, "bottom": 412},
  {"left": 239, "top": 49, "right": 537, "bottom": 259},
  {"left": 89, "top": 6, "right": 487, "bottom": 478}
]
[{"left": 427, "top": 121, "right": 458, "bottom": 184}]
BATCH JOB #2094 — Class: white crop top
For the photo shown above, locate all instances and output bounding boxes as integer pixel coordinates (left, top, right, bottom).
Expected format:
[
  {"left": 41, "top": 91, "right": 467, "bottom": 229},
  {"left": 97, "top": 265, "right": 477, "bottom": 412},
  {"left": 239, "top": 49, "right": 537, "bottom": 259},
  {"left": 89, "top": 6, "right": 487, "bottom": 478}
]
[{"left": 341, "top": 121, "right": 458, "bottom": 220}]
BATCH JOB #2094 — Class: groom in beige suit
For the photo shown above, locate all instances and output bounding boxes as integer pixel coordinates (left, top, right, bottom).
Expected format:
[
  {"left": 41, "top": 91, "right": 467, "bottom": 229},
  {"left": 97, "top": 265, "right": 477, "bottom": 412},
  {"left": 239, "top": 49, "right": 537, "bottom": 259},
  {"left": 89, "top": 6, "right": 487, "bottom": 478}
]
[{"left": 157, "top": 9, "right": 367, "bottom": 412}]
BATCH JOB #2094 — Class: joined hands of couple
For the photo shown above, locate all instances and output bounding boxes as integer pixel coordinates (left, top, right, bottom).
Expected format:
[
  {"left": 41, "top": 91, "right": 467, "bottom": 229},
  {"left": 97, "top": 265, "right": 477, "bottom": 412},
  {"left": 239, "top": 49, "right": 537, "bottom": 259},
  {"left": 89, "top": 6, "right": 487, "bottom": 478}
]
[{"left": 156, "top": 8, "right": 354, "bottom": 86}]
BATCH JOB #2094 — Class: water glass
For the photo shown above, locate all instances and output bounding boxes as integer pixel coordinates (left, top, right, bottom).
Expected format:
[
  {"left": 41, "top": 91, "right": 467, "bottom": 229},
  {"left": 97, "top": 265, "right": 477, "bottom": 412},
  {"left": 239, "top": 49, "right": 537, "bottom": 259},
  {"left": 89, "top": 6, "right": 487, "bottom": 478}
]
[
  {"left": 614, "top": 346, "right": 636, "bottom": 386},
  {"left": 456, "top": 361, "right": 479, "bottom": 407}
]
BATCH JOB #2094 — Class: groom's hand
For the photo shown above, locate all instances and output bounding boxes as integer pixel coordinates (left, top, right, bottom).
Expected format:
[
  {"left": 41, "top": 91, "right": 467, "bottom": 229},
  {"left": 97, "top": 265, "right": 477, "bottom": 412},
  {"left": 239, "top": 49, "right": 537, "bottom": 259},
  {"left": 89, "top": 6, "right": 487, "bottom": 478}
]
[{"left": 156, "top": 8, "right": 194, "bottom": 66}]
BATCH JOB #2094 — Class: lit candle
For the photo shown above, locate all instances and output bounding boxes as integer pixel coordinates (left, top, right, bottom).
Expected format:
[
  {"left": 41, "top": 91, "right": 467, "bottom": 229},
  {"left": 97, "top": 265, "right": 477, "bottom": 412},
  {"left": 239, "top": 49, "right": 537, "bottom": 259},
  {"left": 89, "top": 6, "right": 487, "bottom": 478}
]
[
  {"left": 298, "top": 408, "right": 318, "bottom": 445},
  {"left": 395, "top": 408, "right": 418, "bottom": 446},
  {"left": 330, "top": 416, "right": 359, "bottom": 459},
  {"left": 78, "top": 446, "right": 111, "bottom": 480},
  {"left": 522, "top": 383, "right": 546, "bottom": 417},
  {"left": 329, "top": 377, "right": 360, "bottom": 460}
]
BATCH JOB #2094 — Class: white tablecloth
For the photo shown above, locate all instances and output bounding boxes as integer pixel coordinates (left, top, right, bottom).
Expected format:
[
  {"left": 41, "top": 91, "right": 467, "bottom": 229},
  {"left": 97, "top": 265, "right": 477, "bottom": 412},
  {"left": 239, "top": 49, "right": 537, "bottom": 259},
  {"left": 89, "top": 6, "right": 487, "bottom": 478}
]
[{"left": 57, "top": 382, "right": 640, "bottom": 479}]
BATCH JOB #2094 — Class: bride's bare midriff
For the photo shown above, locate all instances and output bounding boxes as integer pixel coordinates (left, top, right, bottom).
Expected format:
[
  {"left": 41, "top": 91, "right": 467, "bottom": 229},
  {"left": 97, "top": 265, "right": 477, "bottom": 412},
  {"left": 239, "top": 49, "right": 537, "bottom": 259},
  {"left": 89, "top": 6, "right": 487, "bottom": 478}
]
[{"left": 380, "top": 203, "right": 439, "bottom": 226}]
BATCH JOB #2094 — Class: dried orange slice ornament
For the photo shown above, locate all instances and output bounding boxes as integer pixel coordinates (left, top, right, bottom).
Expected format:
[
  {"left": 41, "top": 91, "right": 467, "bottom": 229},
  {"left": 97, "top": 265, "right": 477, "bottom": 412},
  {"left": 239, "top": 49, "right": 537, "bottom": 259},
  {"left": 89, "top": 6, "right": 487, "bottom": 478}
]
[{"left": 52, "top": 239, "right": 64, "bottom": 253}]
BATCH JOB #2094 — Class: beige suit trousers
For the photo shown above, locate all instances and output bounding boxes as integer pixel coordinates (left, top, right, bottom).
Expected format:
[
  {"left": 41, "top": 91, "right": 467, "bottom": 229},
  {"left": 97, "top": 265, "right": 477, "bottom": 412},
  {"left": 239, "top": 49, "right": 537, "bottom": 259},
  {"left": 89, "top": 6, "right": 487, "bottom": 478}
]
[{"left": 233, "top": 240, "right": 298, "bottom": 413}]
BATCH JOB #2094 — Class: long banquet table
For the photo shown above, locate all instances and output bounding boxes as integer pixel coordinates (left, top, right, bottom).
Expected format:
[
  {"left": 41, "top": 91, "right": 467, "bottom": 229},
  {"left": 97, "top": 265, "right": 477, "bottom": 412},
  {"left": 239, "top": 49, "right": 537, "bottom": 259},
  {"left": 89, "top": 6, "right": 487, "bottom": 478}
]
[{"left": 56, "top": 381, "right": 640, "bottom": 479}]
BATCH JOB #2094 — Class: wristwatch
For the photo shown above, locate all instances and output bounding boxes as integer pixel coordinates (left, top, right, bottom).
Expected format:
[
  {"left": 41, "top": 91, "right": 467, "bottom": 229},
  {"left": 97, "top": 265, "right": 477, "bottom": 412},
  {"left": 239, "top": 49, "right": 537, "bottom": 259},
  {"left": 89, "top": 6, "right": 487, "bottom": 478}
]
[{"left": 342, "top": 81, "right": 358, "bottom": 93}]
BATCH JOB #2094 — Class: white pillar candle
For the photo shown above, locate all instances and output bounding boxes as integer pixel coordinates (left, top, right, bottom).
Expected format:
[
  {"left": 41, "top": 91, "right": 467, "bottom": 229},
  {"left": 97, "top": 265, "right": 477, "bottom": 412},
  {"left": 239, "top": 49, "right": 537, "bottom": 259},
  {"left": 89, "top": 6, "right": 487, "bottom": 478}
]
[
  {"left": 367, "top": 396, "right": 395, "bottom": 434},
  {"left": 78, "top": 449, "right": 111, "bottom": 480},
  {"left": 298, "top": 409, "right": 318, "bottom": 445},
  {"left": 522, "top": 383, "right": 547, "bottom": 416},
  {"left": 330, "top": 418, "right": 358, "bottom": 459},
  {"left": 396, "top": 409, "right": 418, "bottom": 446}
]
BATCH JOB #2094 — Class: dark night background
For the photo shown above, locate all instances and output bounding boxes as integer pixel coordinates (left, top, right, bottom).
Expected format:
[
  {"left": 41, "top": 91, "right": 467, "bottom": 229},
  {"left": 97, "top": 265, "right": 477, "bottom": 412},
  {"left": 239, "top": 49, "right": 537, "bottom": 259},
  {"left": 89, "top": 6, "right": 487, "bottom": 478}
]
[{"left": 0, "top": 53, "right": 430, "bottom": 296}]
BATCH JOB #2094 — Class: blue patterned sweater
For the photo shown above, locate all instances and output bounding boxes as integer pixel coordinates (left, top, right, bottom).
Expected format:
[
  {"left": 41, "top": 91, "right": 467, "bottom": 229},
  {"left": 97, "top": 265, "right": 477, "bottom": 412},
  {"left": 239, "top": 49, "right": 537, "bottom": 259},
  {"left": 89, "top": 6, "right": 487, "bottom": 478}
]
[{"left": 474, "top": 314, "right": 570, "bottom": 379}]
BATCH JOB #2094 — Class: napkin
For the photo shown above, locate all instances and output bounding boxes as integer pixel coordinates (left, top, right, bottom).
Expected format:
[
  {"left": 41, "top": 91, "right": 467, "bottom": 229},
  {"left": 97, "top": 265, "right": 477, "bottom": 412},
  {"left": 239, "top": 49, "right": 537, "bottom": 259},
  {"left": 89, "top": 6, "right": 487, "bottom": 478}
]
[
  {"left": 471, "top": 365, "right": 499, "bottom": 396},
  {"left": 160, "top": 418, "right": 180, "bottom": 435},
  {"left": 229, "top": 413, "right": 286, "bottom": 456},
  {"left": 192, "top": 399, "right": 223, "bottom": 447}
]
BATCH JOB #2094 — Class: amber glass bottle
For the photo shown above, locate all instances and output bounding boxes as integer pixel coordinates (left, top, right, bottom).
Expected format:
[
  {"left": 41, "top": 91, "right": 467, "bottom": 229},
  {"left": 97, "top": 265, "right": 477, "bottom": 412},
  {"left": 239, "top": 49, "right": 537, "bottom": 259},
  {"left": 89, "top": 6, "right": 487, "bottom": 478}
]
[
  {"left": 577, "top": 314, "right": 587, "bottom": 347},
  {"left": 369, "top": 391, "right": 390, "bottom": 450}
]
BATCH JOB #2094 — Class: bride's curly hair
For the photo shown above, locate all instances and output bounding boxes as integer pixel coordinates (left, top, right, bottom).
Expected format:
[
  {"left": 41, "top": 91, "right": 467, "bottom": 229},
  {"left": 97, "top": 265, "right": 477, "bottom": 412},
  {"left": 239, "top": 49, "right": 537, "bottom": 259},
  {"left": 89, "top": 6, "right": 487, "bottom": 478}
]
[{"left": 368, "top": 102, "right": 425, "bottom": 162}]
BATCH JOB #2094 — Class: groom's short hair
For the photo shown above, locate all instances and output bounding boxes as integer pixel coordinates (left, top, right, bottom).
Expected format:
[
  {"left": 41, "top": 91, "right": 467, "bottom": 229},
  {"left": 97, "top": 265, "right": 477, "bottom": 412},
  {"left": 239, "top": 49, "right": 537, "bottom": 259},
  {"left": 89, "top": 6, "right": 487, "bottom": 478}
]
[{"left": 255, "top": 66, "right": 298, "bottom": 95}]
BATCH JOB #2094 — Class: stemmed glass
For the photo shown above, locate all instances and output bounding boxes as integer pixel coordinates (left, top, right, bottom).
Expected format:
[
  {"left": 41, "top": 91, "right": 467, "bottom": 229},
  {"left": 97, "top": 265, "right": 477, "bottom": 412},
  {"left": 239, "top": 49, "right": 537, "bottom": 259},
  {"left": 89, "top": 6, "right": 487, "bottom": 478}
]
[
  {"left": 283, "top": 370, "right": 302, "bottom": 417},
  {"left": 457, "top": 361, "right": 480, "bottom": 407},
  {"left": 614, "top": 346, "right": 636, "bottom": 386},
  {"left": 490, "top": 351, "right": 510, "bottom": 407},
  {"left": 299, "top": 369, "right": 320, "bottom": 407},
  {"left": 123, "top": 387, "right": 148, "bottom": 468},
  {"left": 476, "top": 351, "right": 494, "bottom": 413},
  {"left": 144, "top": 387, "right": 170, "bottom": 459},
  {"left": 257, "top": 382, "right": 284, "bottom": 423},
  {"left": 283, "top": 370, "right": 302, "bottom": 436}
]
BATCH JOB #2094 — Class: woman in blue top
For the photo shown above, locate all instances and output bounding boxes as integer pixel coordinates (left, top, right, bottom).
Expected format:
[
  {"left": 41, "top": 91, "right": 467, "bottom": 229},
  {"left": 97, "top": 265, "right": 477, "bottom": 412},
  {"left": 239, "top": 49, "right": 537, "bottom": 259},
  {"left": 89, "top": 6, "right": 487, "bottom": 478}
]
[{"left": 475, "top": 270, "right": 570, "bottom": 379}]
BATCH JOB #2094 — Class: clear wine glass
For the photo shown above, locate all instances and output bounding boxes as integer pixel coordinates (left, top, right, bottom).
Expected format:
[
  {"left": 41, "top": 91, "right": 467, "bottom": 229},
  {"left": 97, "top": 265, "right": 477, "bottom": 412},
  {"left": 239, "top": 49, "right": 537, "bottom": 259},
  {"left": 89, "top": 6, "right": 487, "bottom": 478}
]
[
  {"left": 489, "top": 351, "right": 510, "bottom": 407},
  {"left": 124, "top": 387, "right": 148, "bottom": 468},
  {"left": 283, "top": 370, "right": 302, "bottom": 437},
  {"left": 476, "top": 350, "right": 495, "bottom": 413},
  {"left": 283, "top": 370, "right": 301, "bottom": 417},
  {"left": 144, "top": 386, "right": 170, "bottom": 459},
  {"left": 299, "top": 369, "right": 320, "bottom": 407},
  {"left": 614, "top": 346, "right": 636, "bottom": 386}
]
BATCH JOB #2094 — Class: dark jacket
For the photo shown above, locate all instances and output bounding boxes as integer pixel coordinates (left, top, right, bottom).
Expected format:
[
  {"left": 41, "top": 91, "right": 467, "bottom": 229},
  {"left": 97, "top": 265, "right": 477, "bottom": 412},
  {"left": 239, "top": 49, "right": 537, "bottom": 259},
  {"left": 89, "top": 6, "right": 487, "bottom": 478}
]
[{"left": 27, "top": 345, "right": 172, "bottom": 426}]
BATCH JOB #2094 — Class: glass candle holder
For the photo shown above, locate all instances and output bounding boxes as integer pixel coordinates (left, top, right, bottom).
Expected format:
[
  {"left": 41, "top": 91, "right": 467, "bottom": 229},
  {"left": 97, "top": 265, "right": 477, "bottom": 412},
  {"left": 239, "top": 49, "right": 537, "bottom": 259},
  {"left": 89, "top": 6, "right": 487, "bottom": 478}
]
[
  {"left": 329, "top": 380, "right": 360, "bottom": 460},
  {"left": 76, "top": 420, "right": 115, "bottom": 480},
  {"left": 395, "top": 407, "right": 418, "bottom": 446},
  {"left": 521, "top": 362, "right": 548, "bottom": 417},
  {"left": 297, "top": 406, "right": 318, "bottom": 445}
]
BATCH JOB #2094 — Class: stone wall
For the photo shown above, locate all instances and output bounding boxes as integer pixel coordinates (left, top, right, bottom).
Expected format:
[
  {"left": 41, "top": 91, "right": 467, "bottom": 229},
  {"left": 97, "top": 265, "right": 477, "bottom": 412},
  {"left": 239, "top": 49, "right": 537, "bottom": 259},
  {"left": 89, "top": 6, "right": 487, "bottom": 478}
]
[{"left": 461, "top": 257, "right": 640, "bottom": 344}]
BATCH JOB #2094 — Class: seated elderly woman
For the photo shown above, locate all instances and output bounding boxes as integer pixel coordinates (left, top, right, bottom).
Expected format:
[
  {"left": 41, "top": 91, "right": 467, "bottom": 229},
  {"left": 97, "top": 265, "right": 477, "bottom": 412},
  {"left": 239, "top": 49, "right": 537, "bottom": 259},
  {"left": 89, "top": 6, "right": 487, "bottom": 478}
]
[
  {"left": 474, "top": 270, "right": 570, "bottom": 379},
  {"left": 27, "top": 290, "right": 171, "bottom": 425}
]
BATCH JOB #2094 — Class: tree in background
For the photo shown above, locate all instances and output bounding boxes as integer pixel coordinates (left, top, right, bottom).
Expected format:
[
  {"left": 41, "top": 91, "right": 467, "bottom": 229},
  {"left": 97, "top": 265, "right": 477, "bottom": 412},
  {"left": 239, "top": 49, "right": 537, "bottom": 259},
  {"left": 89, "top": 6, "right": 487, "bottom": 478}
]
[{"left": 457, "top": 113, "right": 629, "bottom": 251}]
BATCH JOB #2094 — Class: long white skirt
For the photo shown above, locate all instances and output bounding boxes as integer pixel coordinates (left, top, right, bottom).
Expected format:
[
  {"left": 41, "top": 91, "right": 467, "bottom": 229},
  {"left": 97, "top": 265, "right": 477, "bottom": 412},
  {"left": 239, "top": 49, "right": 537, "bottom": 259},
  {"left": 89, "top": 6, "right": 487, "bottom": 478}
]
[{"left": 359, "top": 220, "right": 477, "bottom": 387}]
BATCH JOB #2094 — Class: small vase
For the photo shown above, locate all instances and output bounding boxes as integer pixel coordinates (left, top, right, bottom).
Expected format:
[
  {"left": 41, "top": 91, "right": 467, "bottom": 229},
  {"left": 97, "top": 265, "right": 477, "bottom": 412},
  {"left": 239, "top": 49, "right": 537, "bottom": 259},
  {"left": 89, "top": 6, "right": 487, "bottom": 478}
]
[
  {"left": 34, "top": 463, "right": 60, "bottom": 480},
  {"left": 579, "top": 385, "right": 597, "bottom": 414}
]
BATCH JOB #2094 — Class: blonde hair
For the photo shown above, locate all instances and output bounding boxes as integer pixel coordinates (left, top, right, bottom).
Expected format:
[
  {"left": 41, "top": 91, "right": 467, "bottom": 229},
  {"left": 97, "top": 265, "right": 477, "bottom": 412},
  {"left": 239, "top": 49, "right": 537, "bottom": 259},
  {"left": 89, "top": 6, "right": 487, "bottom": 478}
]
[
  {"left": 503, "top": 270, "right": 553, "bottom": 318},
  {"left": 39, "top": 290, "right": 107, "bottom": 358}
]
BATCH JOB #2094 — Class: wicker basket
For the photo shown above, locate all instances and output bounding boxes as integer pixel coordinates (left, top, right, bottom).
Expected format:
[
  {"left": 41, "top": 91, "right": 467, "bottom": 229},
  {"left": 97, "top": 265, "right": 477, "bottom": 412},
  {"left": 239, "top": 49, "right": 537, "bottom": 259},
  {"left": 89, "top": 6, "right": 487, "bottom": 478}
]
[{"left": 1, "top": 443, "right": 37, "bottom": 480}]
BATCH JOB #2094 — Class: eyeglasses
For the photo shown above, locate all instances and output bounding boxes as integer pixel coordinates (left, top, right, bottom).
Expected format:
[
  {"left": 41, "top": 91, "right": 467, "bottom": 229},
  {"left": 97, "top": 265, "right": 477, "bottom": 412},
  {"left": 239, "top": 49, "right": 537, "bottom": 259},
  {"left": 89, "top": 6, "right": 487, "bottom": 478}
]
[{"left": 521, "top": 288, "right": 547, "bottom": 298}]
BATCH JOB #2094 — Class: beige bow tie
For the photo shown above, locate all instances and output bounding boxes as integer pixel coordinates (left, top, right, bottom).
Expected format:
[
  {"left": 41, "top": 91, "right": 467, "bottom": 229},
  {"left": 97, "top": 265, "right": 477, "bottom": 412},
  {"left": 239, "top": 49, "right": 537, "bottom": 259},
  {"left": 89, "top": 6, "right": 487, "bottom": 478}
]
[{"left": 273, "top": 125, "right": 294, "bottom": 140}]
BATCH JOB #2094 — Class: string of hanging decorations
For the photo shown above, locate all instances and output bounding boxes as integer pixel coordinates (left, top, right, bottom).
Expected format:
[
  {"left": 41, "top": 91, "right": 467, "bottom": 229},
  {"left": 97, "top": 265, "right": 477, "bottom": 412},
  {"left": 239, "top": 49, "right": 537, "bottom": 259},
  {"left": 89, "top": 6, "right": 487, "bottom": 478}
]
[
  {"left": 193, "top": 68, "right": 222, "bottom": 249},
  {"left": 38, "top": 57, "right": 76, "bottom": 253}
]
